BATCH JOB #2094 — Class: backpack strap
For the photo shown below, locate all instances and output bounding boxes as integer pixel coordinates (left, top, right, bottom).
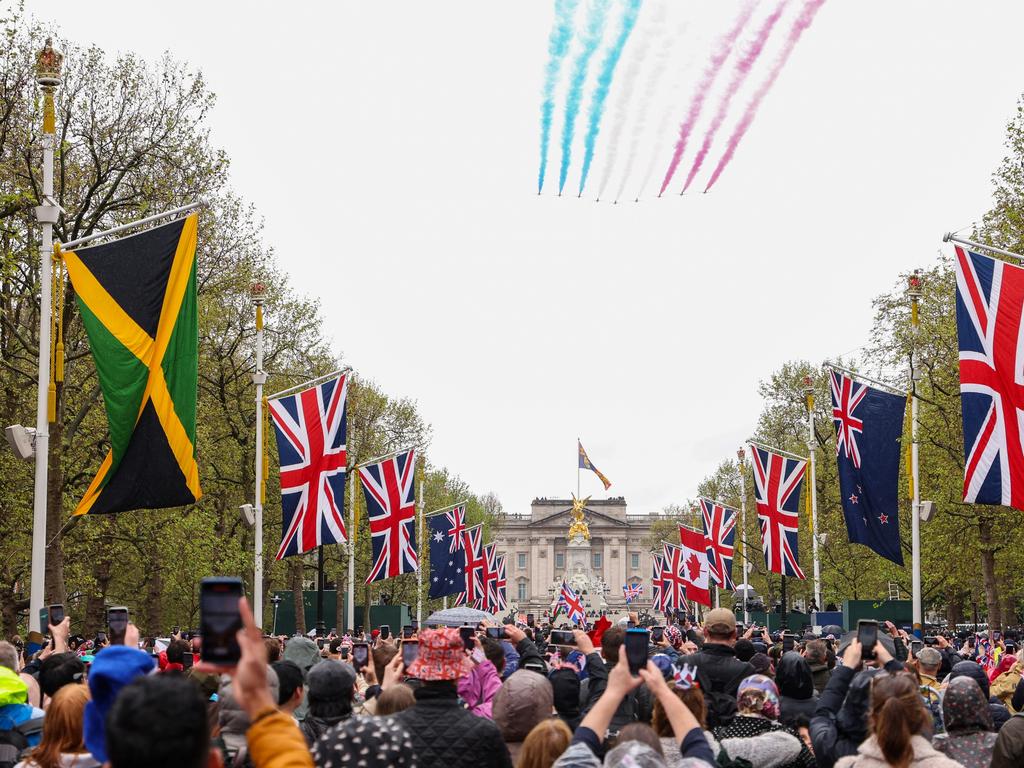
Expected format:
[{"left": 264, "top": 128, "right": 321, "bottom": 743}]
[{"left": 15, "top": 717, "right": 44, "bottom": 737}]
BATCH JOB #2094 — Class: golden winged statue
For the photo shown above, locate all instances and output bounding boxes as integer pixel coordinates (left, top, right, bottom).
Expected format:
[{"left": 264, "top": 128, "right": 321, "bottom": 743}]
[{"left": 567, "top": 494, "right": 591, "bottom": 541}]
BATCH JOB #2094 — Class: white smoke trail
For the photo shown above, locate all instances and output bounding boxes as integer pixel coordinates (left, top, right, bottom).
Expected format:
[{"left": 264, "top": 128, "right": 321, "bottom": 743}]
[{"left": 595, "top": 0, "right": 667, "bottom": 201}]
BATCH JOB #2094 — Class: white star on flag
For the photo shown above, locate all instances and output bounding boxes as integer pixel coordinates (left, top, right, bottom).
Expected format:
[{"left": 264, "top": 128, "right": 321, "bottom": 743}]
[{"left": 433, "top": 531, "right": 444, "bottom": 543}]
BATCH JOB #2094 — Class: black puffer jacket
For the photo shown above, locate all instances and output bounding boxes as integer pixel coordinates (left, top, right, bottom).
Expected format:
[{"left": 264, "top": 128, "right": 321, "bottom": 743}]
[
  {"left": 676, "top": 643, "right": 754, "bottom": 698},
  {"left": 394, "top": 681, "right": 512, "bottom": 768}
]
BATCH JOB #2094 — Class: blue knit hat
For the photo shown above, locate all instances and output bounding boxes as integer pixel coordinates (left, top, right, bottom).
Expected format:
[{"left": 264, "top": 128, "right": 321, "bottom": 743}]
[{"left": 84, "top": 646, "right": 155, "bottom": 763}]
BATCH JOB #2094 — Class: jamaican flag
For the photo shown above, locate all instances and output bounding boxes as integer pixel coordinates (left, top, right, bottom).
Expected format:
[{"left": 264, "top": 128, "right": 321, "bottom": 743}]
[{"left": 63, "top": 213, "right": 201, "bottom": 515}]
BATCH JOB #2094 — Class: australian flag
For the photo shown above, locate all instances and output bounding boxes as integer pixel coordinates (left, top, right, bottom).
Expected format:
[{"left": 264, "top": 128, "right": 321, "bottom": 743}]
[
  {"left": 830, "top": 369, "right": 906, "bottom": 565},
  {"left": 428, "top": 505, "right": 466, "bottom": 598}
]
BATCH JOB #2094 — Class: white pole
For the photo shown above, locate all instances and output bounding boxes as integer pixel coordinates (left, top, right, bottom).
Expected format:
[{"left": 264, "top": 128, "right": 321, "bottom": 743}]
[
  {"left": 805, "top": 378, "right": 822, "bottom": 614},
  {"left": 347, "top": 469, "right": 355, "bottom": 632},
  {"left": 417, "top": 478, "right": 424, "bottom": 627},
  {"left": 909, "top": 275, "right": 923, "bottom": 637},
  {"left": 29, "top": 44, "right": 62, "bottom": 634},
  {"left": 252, "top": 292, "right": 266, "bottom": 628},
  {"left": 737, "top": 449, "right": 749, "bottom": 627}
]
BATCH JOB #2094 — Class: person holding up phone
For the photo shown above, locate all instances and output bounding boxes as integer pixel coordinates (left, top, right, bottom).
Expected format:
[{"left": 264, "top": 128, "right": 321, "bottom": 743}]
[{"left": 458, "top": 634, "right": 503, "bottom": 718}]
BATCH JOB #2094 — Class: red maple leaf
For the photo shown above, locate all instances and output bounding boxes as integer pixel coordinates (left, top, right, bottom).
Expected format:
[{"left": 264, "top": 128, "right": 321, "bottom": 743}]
[{"left": 686, "top": 552, "right": 702, "bottom": 582}]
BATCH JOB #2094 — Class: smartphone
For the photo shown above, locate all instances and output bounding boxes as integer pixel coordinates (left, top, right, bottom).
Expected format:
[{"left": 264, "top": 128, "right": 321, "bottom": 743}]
[
  {"left": 910, "top": 639, "right": 924, "bottom": 656},
  {"left": 352, "top": 642, "right": 369, "bottom": 671},
  {"left": 402, "top": 640, "right": 419, "bottom": 667},
  {"left": 316, "top": 638, "right": 326, "bottom": 650},
  {"left": 108, "top": 607, "right": 130, "bottom": 645},
  {"left": 340, "top": 647, "right": 350, "bottom": 659},
  {"left": 857, "top": 619, "right": 879, "bottom": 660},
  {"left": 402, "top": 625, "right": 414, "bottom": 639},
  {"left": 549, "top": 629, "right": 575, "bottom": 646},
  {"left": 923, "top": 635, "right": 938, "bottom": 646},
  {"left": 783, "top": 634, "right": 795, "bottom": 653},
  {"left": 198, "top": 577, "right": 243, "bottom": 666},
  {"left": 459, "top": 626, "right": 476, "bottom": 650},
  {"left": 48, "top": 604, "right": 65, "bottom": 626},
  {"left": 526, "top": 613, "right": 535, "bottom": 627},
  {"left": 625, "top": 628, "right": 649, "bottom": 676},
  {"left": 485, "top": 626, "right": 507, "bottom": 640},
  {"left": 95, "top": 632, "right": 107, "bottom": 646},
  {"left": 651, "top": 626, "right": 665, "bottom": 643},
  {"left": 182, "top": 652, "right": 194, "bottom": 669},
  {"left": 379, "top": 624, "right": 390, "bottom": 640}
]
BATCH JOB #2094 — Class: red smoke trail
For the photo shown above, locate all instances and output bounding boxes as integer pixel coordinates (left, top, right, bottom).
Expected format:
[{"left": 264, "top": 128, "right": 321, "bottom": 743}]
[
  {"left": 704, "top": 0, "right": 827, "bottom": 192},
  {"left": 658, "top": 1, "right": 756, "bottom": 197},
  {"left": 681, "top": 0, "right": 788, "bottom": 194}
]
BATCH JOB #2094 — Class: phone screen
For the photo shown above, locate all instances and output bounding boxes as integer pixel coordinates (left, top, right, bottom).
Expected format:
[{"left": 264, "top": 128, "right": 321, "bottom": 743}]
[
  {"left": 783, "top": 634, "right": 795, "bottom": 653},
  {"left": 651, "top": 626, "right": 664, "bottom": 643},
  {"left": 108, "top": 607, "right": 129, "bottom": 645},
  {"left": 48, "top": 604, "right": 65, "bottom": 626},
  {"left": 379, "top": 624, "right": 390, "bottom": 640},
  {"left": 857, "top": 620, "right": 878, "bottom": 660},
  {"left": 526, "top": 614, "right": 535, "bottom": 627},
  {"left": 485, "top": 626, "right": 506, "bottom": 639},
  {"left": 550, "top": 629, "right": 575, "bottom": 646},
  {"left": 199, "top": 577, "right": 243, "bottom": 666},
  {"left": 459, "top": 626, "right": 476, "bottom": 650},
  {"left": 625, "top": 628, "right": 649, "bottom": 676},
  {"left": 402, "top": 640, "right": 419, "bottom": 667},
  {"left": 182, "top": 652, "right": 194, "bottom": 669},
  {"left": 402, "top": 625, "right": 414, "bottom": 639},
  {"left": 352, "top": 643, "right": 369, "bottom": 671}
]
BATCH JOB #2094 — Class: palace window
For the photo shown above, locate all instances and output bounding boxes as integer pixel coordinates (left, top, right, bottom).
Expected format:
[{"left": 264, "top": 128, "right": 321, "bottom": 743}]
[
  {"left": 517, "top": 579, "right": 528, "bottom": 601},
  {"left": 555, "top": 552, "right": 565, "bottom": 569},
  {"left": 631, "top": 552, "right": 640, "bottom": 570},
  {"left": 517, "top": 552, "right": 527, "bottom": 570},
  {"left": 592, "top": 552, "right": 602, "bottom": 569}
]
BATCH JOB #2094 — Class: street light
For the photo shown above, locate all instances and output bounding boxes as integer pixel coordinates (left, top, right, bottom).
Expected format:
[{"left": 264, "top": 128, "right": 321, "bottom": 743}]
[{"left": 271, "top": 594, "right": 283, "bottom": 635}]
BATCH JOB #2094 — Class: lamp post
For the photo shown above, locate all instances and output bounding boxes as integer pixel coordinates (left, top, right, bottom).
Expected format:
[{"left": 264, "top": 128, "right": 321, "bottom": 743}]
[
  {"left": 29, "top": 39, "right": 62, "bottom": 633},
  {"left": 803, "top": 374, "right": 822, "bottom": 615},
  {"left": 271, "top": 593, "right": 283, "bottom": 636},
  {"left": 251, "top": 281, "right": 267, "bottom": 629},
  {"left": 908, "top": 270, "right": 923, "bottom": 638},
  {"left": 737, "top": 447, "right": 750, "bottom": 626}
]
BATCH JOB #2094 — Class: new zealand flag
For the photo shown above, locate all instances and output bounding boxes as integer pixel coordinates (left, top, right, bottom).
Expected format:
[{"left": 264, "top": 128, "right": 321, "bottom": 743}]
[
  {"left": 830, "top": 370, "right": 906, "bottom": 565},
  {"left": 427, "top": 506, "right": 466, "bottom": 598}
]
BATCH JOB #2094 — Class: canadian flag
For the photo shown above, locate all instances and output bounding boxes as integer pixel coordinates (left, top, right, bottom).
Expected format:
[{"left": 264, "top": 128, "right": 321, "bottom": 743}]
[{"left": 679, "top": 525, "right": 712, "bottom": 607}]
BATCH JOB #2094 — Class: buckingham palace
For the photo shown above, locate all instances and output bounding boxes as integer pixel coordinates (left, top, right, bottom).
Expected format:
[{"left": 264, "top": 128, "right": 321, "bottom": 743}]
[{"left": 491, "top": 496, "right": 657, "bottom": 618}]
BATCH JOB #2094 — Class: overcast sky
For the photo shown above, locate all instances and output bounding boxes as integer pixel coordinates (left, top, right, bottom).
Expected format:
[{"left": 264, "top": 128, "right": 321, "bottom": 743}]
[{"left": 25, "top": 0, "right": 1024, "bottom": 516}]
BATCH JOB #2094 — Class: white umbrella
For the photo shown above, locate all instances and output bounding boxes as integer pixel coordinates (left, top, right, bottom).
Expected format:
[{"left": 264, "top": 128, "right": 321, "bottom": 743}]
[{"left": 424, "top": 607, "right": 498, "bottom": 627}]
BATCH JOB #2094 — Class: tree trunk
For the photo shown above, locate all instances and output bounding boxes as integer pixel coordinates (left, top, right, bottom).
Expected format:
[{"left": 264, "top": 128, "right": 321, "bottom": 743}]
[
  {"left": 978, "top": 517, "right": 1001, "bottom": 630},
  {"left": 85, "top": 556, "right": 112, "bottom": 636},
  {"left": 946, "top": 588, "right": 964, "bottom": 628},
  {"left": 290, "top": 558, "right": 306, "bottom": 635},
  {"left": 44, "top": 384, "right": 65, "bottom": 606},
  {"left": 1002, "top": 574, "right": 1017, "bottom": 628},
  {"left": 143, "top": 546, "right": 163, "bottom": 636}
]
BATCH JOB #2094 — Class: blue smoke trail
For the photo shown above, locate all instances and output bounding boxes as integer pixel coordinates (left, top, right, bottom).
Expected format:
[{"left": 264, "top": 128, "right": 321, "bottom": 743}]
[
  {"left": 539, "top": 0, "right": 582, "bottom": 194},
  {"left": 577, "top": 0, "right": 644, "bottom": 197},
  {"left": 558, "top": 0, "right": 612, "bottom": 195}
]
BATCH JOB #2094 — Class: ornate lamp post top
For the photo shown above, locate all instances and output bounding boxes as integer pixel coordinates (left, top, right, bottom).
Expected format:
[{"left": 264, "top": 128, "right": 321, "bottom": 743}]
[
  {"left": 35, "top": 38, "right": 63, "bottom": 86},
  {"left": 907, "top": 270, "right": 923, "bottom": 299}
]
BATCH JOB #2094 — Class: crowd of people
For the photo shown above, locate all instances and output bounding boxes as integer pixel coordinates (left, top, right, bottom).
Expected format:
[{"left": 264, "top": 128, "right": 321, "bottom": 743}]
[{"left": 2, "top": 603, "right": 1024, "bottom": 768}]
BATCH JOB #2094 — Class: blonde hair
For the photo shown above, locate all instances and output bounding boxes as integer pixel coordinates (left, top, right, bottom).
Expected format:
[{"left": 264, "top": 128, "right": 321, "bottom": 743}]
[
  {"left": 375, "top": 683, "right": 415, "bottom": 715},
  {"left": 25, "top": 683, "right": 90, "bottom": 768},
  {"left": 517, "top": 718, "right": 572, "bottom": 768}
]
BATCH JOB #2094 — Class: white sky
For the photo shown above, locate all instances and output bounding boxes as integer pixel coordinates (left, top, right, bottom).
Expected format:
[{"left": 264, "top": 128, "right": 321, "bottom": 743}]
[{"left": 25, "top": 0, "right": 1024, "bottom": 516}]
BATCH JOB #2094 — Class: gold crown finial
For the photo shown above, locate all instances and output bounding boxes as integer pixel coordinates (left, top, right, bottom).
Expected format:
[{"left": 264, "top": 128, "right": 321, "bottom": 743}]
[{"left": 36, "top": 38, "right": 63, "bottom": 86}]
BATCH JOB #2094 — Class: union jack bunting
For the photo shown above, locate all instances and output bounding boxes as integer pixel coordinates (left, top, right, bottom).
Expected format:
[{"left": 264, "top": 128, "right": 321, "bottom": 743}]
[
  {"left": 462, "top": 524, "right": 486, "bottom": 602},
  {"left": 954, "top": 246, "right": 1024, "bottom": 508},
  {"left": 699, "top": 498, "right": 737, "bottom": 590},
  {"left": 445, "top": 504, "right": 467, "bottom": 554},
  {"left": 482, "top": 543, "right": 498, "bottom": 610},
  {"left": 268, "top": 374, "right": 348, "bottom": 560},
  {"left": 750, "top": 444, "right": 806, "bottom": 579},
  {"left": 558, "top": 581, "right": 587, "bottom": 625},
  {"left": 831, "top": 371, "right": 868, "bottom": 468},
  {"left": 492, "top": 555, "right": 508, "bottom": 613},
  {"left": 359, "top": 448, "right": 418, "bottom": 583},
  {"left": 622, "top": 583, "right": 643, "bottom": 603},
  {"left": 661, "top": 543, "right": 689, "bottom": 611},
  {"left": 651, "top": 554, "right": 666, "bottom": 612}
]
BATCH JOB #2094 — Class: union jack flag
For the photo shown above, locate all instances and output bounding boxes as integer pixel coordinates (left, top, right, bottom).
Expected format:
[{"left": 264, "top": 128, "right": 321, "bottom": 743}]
[
  {"left": 359, "top": 448, "right": 418, "bottom": 583},
  {"left": 954, "top": 246, "right": 1024, "bottom": 508},
  {"left": 661, "top": 543, "right": 689, "bottom": 611},
  {"left": 651, "top": 554, "right": 666, "bottom": 612},
  {"left": 268, "top": 375, "right": 348, "bottom": 560},
  {"left": 446, "top": 504, "right": 467, "bottom": 554},
  {"left": 558, "top": 581, "right": 586, "bottom": 625},
  {"left": 462, "top": 524, "right": 486, "bottom": 602},
  {"left": 700, "top": 498, "right": 737, "bottom": 590},
  {"left": 830, "top": 370, "right": 868, "bottom": 468},
  {"left": 622, "top": 583, "right": 643, "bottom": 603},
  {"left": 750, "top": 444, "right": 806, "bottom": 579},
  {"left": 492, "top": 554, "right": 508, "bottom": 613},
  {"left": 482, "top": 543, "right": 498, "bottom": 609}
]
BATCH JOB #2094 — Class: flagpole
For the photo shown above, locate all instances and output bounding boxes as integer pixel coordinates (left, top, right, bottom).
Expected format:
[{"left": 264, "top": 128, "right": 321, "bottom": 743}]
[
  {"left": 804, "top": 376, "right": 822, "bottom": 615},
  {"left": 347, "top": 466, "right": 355, "bottom": 633},
  {"left": 417, "top": 475, "right": 424, "bottom": 628},
  {"left": 943, "top": 232, "right": 1024, "bottom": 264},
  {"left": 909, "top": 272, "right": 923, "bottom": 638},
  {"left": 28, "top": 41, "right": 62, "bottom": 633},
  {"left": 252, "top": 284, "right": 267, "bottom": 628},
  {"left": 577, "top": 438, "right": 581, "bottom": 498},
  {"left": 737, "top": 448, "right": 749, "bottom": 627}
]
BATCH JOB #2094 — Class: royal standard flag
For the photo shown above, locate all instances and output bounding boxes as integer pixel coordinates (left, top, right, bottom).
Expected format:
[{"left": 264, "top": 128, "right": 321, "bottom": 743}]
[
  {"left": 578, "top": 440, "right": 611, "bottom": 490},
  {"left": 64, "top": 214, "right": 201, "bottom": 515}
]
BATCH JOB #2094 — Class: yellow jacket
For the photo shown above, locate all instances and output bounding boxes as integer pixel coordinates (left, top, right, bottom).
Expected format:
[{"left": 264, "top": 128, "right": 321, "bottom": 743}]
[{"left": 247, "top": 707, "right": 314, "bottom": 768}]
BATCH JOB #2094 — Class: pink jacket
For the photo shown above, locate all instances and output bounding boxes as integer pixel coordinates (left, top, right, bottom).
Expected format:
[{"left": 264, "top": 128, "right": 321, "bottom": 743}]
[{"left": 458, "top": 660, "right": 502, "bottom": 718}]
